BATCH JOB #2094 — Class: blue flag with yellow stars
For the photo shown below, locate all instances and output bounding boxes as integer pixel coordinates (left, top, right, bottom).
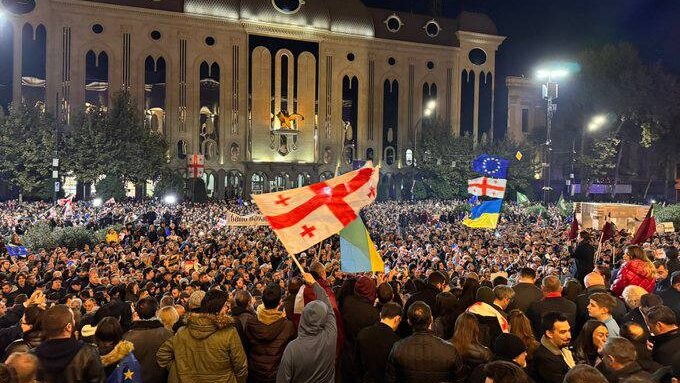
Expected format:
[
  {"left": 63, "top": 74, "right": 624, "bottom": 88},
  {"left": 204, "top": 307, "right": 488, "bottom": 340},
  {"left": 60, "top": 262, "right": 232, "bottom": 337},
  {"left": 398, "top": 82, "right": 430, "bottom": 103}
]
[{"left": 472, "top": 154, "right": 510, "bottom": 179}]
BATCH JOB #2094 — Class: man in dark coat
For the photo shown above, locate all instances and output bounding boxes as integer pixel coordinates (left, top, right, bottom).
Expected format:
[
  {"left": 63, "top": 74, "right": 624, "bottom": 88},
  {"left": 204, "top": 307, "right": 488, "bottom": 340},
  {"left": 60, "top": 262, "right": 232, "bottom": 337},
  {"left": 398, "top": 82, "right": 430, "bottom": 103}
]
[
  {"left": 341, "top": 276, "right": 380, "bottom": 383},
  {"left": 122, "top": 297, "right": 172, "bottom": 383},
  {"left": 356, "top": 302, "right": 402, "bottom": 383},
  {"left": 32, "top": 304, "right": 104, "bottom": 383},
  {"left": 600, "top": 337, "right": 654, "bottom": 383},
  {"left": 244, "top": 283, "right": 296, "bottom": 383},
  {"left": 574, "top": 272, "right": 627, "bottom": 334},
  {"left": 570, "top": 231, "right": 596, "bottom": 284},
  {"left": 529, "top": 312, "right": 575, "bottom": 383},
  {"left": 385, "top": 301, "right": 463, "bottom": 383},
  {"left": 527, "top": 276, "right": 576, "bottom": 338},
  {"left": 659, "top": 271, "right": 680, "bottom": 319},
  {"left": 646, "top": 305, "right": 680, "bottom": 367},
  {"left": 398, "top": 271, "right": 447, "bottom": 337},
  {"left": 509, "top": 267, "right": 543, "bottom": 313}
]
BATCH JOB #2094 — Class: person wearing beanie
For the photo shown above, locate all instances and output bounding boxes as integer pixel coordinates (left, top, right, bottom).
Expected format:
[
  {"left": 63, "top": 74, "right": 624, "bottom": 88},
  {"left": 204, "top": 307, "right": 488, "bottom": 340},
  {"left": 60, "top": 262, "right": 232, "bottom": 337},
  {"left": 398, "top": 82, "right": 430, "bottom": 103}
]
[{"left": 339, "top": 275, "right": 380, "bottom": 382}]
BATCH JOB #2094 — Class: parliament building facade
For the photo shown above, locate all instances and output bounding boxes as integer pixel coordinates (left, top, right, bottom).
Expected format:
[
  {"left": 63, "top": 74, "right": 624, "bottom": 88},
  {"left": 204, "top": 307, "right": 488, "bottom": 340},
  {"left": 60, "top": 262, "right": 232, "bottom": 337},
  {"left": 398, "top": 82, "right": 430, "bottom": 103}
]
[{"left": 0, "top": 0, "right": 504, "bottom": 199}]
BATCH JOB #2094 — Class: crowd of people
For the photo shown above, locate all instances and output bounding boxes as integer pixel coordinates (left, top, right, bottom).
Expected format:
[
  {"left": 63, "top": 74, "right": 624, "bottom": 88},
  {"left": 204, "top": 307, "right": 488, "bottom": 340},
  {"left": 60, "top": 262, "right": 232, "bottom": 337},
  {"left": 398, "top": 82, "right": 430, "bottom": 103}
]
[{"left": 0, "top": 198, "right": 678, "bottom": 383}]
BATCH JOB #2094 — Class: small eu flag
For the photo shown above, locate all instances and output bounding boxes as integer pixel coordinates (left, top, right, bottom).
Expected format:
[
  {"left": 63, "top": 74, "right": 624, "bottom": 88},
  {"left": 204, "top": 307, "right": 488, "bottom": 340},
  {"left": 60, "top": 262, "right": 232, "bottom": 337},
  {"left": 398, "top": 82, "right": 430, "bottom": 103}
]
[{"left": 472, "top": 154, "right": 510, "bottom": 179}]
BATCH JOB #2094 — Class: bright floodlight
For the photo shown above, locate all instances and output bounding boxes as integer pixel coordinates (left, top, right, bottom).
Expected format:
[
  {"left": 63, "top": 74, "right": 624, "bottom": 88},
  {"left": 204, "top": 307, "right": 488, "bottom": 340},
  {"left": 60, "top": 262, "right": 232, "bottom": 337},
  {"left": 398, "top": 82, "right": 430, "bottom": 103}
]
[
  {"left": 424, "top": 108, "right": 432, "bottom": 117},
  {"left": 163, "top": 194, "right": 177, "bottom": 205},
  {"left": 427, "top": 100, "right": 436, "bottom": 110},
  {"left": 588, "top": 114, "right": 608, "bottom": 131},
  {"left": 592, "top": 115, "right": 607, "bottom": 126},
  {"left": 536, "top": 65, "right": 571, "bottom": 80},
  {"left": 92, "top": 197, "right": 102, "bottom": 207}
]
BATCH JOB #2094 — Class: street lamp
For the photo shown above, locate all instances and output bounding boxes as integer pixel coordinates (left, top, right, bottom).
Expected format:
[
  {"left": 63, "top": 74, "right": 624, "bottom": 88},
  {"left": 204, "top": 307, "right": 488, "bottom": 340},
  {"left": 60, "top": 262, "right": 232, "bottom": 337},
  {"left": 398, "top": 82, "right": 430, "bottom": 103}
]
[{"left": 535, "top": 64, "right": 570, "bottom": 204}]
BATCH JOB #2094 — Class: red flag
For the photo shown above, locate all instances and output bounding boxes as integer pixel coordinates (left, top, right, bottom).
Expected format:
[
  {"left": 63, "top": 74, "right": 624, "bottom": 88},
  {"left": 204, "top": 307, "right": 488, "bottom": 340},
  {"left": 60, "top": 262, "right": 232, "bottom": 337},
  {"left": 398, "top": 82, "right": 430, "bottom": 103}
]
[
  {"left": 252, "top": 163, "right": 380, "bottom": 254},
  {"left": 631, "top": 206, "right": 656, "bottom": 245},
  {"left": 601, "top": 221, "right": 615, "bottom": 243},
  {"left": 568, "top": 213, "right": 579, "bottom": 240}
]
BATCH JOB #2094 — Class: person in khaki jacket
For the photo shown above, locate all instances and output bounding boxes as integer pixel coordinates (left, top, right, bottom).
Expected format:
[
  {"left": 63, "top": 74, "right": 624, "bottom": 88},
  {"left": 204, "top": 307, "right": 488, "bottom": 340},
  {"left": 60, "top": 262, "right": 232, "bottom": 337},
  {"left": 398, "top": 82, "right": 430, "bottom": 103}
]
[{"left": 157, "top": 289, "right": 247, "bottom": 383}]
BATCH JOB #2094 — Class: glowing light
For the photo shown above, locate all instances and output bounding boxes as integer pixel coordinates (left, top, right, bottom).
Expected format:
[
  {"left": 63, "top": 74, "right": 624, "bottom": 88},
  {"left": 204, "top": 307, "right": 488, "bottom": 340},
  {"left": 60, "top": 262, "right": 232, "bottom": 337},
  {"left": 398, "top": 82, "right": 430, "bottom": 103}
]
[
  {"left": 424, "top": 109, "right": 432, "bottom": 117},
  {"left": 163, "top": 194, "right": 178, "bottom": 205},
  {"left": 588, "top": 114, "right": 608, "bottom": 132},
  {"left": 92, "top": 198, "right": 102, "bottom": 208},
  {"left": 427, "top": 100, "right": 436, "bottom": 110}
]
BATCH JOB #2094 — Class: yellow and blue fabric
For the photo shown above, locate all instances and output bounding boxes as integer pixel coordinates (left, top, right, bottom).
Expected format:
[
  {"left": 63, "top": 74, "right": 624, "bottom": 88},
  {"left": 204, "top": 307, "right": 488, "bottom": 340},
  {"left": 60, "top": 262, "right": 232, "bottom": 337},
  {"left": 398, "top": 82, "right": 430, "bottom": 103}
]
[
  {"left": 340, "top": 217, "right": 385, "bottom": 273},
  {"left": 463, "top": 199, "right": 502, "bottom": 229},
  {"left": 472, "top": 154, "right": 510, "bottom": 179}
]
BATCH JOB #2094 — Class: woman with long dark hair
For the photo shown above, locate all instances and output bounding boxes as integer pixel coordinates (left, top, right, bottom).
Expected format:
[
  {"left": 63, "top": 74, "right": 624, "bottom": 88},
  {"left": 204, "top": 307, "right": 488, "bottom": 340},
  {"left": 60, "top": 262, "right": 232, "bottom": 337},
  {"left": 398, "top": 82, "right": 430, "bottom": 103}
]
[
  {"left": 507, "top": 310, "right": 540, "bottom": 361},
  {"left": 432, "top": 289, "right": 461, "bottom": 339},
  {"left": 450, "top": 313, "right": 492, "bottom": 376},
  {"left": 573, "top": 319, "right": 608, "bottom": 366}
]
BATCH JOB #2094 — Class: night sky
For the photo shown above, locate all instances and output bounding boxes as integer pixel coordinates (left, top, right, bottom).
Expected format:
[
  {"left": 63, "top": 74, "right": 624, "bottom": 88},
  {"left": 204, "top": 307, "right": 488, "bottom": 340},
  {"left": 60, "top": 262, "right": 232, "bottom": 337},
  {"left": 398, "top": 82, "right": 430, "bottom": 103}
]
[{"left": 363, "top": 0, "right": 680, "bottom": 136}]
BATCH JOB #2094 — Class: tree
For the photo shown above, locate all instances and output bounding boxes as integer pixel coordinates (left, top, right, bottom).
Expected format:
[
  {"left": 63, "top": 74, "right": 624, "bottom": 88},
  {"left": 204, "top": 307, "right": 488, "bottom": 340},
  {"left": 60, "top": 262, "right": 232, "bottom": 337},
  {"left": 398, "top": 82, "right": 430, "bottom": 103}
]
[
  {"left": 415, "top": 119, "right": 538, "bottom": 200},
  {"left": 106, "top": 91, "right": 169, "bottom": 183},
  {"left": 578, "top": 134, "right": 618, "bottom": 197},
  {"left": 95, "top": 174, "right": 126, "bottom": 201},
  {"left": 560, "top": 43, "right": 680, "bottom": 199},
  {"left": 154, "top": 169, "right": 186, "bottom": 198},
  {"left": 0, "top": 102, "right": 57, "bottom": 199},
  {"left": 62, "top": 106, "right": 112, "bottom": 184}
]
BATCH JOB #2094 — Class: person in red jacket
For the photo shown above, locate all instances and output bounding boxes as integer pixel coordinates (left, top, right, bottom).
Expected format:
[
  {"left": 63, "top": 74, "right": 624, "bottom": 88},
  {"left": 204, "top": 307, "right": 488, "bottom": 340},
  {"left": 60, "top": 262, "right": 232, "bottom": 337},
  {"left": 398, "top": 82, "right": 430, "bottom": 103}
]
[{"left": 611, "top": 245, "right": 656, "bottom": 297}]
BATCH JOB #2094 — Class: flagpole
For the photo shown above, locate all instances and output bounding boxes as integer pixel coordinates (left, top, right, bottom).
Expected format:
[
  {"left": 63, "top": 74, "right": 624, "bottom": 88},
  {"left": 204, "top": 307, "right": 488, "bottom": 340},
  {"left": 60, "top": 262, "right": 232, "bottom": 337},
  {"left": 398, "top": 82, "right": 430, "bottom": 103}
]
[
  {"left": 595, "top": 231, "right": 605, "bottom": 263},
  {"left": 289, "top": 252, "right": 305, "bottom": 274}
]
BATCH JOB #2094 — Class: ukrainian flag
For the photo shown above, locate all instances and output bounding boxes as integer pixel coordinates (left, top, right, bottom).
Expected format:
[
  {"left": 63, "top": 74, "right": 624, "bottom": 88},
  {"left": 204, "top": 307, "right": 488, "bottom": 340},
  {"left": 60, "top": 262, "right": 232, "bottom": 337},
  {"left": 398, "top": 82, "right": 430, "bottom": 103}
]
[
  {"left": 340, "top": 217, "right": 385, "bottom": 273},
  {"left": 463, "top": 199, "right": 502, "bottom": 229}
]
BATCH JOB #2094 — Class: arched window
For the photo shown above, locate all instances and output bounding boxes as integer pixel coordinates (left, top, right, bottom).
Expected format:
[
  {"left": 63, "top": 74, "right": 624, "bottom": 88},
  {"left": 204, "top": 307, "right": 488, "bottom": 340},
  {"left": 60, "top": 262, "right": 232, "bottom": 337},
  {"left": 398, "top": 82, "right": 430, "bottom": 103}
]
[
  {"left": 21, "top": 23, "right": 46, "bottom": 106},
  {"left": 225, "top": 170, "right": 243, "bottom": 199},
  {"left": 272, "top": 173, "right": 288, "bottom": 192},
  {"left": 251, "top": 172, "right": 267, "bottom": 194},
  {"left": 85, "top": 50, "right": 109, "bottom": 107},
  {"left": 200, "top": 61, "right": 220, "bottom": 161},
  {"left": 145, "top": 56, "right": 166, "bottom": 135},
  {"left": 176, "top": 140, "right": 187, "bottom": 159},
  {"left": 366, "top": 148, "right": 374, "bottom": 161},
  {"left": 384, "top": 146, "right": 395, "bottom": 166},
  {"left": 0, "top": 20, "right": 13, "bottom": 112}
]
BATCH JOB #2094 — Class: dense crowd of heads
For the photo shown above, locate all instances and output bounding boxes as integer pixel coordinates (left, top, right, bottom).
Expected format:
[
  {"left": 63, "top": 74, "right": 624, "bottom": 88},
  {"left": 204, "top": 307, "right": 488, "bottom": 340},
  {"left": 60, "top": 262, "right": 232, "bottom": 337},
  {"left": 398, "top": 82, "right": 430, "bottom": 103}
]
[{"left": 0, "top": 199, "right": 678, "bottom": 382}]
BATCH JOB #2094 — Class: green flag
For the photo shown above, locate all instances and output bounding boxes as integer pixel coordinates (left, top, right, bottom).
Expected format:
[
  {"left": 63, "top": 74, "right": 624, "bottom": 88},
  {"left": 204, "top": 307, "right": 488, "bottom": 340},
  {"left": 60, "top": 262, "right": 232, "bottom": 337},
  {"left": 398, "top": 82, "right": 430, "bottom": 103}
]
[
  {"left": 557, "top": 194, "right": 570, "bottom": 216},
  {"left": 516, "top": 192, "right": 529, "bottom": 205}
]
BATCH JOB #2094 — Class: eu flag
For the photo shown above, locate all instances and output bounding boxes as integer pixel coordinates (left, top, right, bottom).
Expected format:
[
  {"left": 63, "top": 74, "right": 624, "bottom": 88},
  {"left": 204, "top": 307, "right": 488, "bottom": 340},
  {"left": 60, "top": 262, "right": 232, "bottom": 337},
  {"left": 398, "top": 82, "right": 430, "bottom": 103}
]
[
  {"left": 6, "top": 244, "right": 28, "bottom": 257},
  {"left": 472, "top": 154, "right": 510, "bottom": 179}
]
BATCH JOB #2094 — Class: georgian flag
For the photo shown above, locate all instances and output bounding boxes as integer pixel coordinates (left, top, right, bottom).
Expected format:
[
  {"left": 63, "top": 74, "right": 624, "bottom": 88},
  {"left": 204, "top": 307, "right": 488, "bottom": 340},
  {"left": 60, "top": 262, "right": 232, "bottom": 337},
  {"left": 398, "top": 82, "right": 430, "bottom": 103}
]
[
  {"left": 467, "top": 177, "right": 507, "bottom": 199},
  {"left": 252, "top": 163, "right": 380, "bottom": 255}
]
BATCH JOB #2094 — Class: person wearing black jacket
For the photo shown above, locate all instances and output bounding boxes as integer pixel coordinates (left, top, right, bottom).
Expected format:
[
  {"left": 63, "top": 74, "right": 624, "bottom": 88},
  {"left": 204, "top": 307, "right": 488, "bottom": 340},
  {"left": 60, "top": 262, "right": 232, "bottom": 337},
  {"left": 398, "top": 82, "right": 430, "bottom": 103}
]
[
  {"left": 570, "top": 231, "right": 596, "bottom": 285},
  {"left": 529, "top": 312, "right": 575, "bottom": 383},
  {"left": 356, "top": 302, "right": 402, "bottom": 383},
  {"left": 527, "top": 276, "right": 576, "bottom": 338},
  {"left": 32, "top": 304, "right": 104, "bottom": 383},
  {"left": 646, "top": 305, "right": 680, "bottom": 367},
  {"left": 122, "top": 297, "right": 172, "bottom": 383},
  {"left": 398, "top": 271, "right": 447, "bottom": 337},
  {"left": 341, "top": 276, "right": 380, "bottom": 383},
  {"left": 244, "top": 283, "right": 296, "bottom": 383},
  {"left": 386, "top": 301, "right": 463, "bottom": 383},
  {"left": 575, "top": 272, "right": 627, "bottom": 334}
]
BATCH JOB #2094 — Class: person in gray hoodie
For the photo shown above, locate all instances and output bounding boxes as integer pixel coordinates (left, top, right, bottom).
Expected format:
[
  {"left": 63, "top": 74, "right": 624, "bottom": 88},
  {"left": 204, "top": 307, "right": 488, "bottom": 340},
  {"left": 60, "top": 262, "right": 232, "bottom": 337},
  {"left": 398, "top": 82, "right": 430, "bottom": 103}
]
[{"left": 277, "top": 272, "right": 337, "bottom": 383}]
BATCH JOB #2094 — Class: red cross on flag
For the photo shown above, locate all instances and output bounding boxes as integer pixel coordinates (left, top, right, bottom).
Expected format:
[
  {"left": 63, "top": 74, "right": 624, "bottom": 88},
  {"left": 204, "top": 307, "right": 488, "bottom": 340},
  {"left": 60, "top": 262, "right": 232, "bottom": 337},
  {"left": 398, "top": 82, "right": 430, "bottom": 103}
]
[
  {"left": 467, "top": 176, "right": 507, "bottom": 199},
  {"left": 252, "top": 163, "right": 380, "bottom": 255},
  {"left": 187, "top": 154, "right": 205, "bottom": 179}
]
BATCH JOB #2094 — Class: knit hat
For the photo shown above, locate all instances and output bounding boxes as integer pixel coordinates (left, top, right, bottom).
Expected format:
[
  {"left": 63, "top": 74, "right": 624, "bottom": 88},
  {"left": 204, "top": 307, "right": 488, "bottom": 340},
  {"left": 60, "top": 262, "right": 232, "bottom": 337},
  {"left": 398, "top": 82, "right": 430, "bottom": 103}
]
[
  {"left": 354, "top": 276, "right": 377, "bottom": 304},
  {"left": 493, "top": 333, "right": 527, "bottom": 361},
  {"left": 187, "top": 290, "right": 206, "bottom": 310}
]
